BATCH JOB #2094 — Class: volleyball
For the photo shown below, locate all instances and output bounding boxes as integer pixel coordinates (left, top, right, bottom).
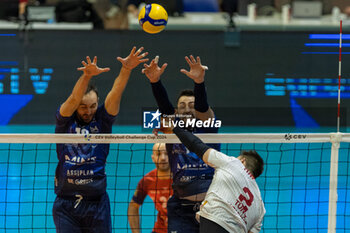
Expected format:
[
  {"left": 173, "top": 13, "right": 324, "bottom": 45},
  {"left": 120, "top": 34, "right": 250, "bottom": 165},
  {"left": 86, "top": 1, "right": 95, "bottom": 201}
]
[{"left": 138, "top": 4, "right": 168, "bottom": 34}]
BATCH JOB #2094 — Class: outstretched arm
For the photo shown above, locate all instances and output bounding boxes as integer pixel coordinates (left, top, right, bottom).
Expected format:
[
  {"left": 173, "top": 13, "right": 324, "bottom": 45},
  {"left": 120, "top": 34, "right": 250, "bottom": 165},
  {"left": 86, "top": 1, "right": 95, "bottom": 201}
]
[
  {"left": 142, "top": 56, "right": 175, "bottom": 115},
  {"left": 60, "top": 56, "right": 110, "bottom": 117},
  {"left": 172, "top": 126, "right": 212, "bottom": 163},
  {"left": 128, "top": 200, "right": 141, "bottom": 233},
  {"left": 181, "top": 55, "right": 214, "bottom": 121},
  {"left": 105, "top": 46, "right": 149, "bottom": 116}
]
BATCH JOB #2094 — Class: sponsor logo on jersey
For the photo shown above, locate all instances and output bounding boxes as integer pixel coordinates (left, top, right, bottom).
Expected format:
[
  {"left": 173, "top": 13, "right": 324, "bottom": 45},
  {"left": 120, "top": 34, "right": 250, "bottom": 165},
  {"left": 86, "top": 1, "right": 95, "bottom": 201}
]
[
  {"left": 66, "top": 169, "right": 94, "bottom": 177},
  {"left": 65, "top": 155, "right": 97, "bottom": 165},
  {"left": 177, "top": 163, "right": 209, "bottom": 170},
  {"left": 67, "top": 178, "right": 93, "bottom": 185}
]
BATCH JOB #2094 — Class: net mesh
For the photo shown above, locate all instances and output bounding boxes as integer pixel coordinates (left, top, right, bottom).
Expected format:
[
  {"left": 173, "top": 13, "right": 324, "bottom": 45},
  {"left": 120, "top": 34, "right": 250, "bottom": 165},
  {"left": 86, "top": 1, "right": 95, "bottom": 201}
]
[
  {"left": 0, "top": 133, "right": 349, "bottom": 232},
  {"left": 338, "top": 142, "right": 350, "bottom": 232}
]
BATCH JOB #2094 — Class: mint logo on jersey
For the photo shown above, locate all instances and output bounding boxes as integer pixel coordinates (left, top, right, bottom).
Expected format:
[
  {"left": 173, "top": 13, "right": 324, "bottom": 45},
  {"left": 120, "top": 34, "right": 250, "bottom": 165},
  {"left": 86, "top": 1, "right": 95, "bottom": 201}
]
[{"left": 143, "top": 110, "right": 161, "bottom": 128}]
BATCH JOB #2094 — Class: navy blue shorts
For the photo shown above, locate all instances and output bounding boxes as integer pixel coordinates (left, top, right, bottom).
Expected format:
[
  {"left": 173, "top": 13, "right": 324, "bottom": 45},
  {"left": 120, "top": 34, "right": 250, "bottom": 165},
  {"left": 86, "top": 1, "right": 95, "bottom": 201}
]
[
  {"left": 167, "top": 195, "right": 200, "bottom": 233},
  {"left": 52, "top": 192, "right": 112, "bottom": 233}
]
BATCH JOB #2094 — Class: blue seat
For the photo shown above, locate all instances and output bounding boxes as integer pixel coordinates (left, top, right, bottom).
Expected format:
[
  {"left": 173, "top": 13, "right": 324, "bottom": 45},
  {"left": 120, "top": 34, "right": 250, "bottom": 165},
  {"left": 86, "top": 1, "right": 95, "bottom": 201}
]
[{"left": 183, "top": 0, "right": 219, "bottom": 12}]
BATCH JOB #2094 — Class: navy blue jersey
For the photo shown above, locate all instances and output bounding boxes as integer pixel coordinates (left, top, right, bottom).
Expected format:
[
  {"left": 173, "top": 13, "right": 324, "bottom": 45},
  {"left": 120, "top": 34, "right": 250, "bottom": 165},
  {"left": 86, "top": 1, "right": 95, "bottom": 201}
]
[
  {"left": 166, "top": 125, "right": 220, "bottom": 198},
  {"left": 55, "top": 104, "right": 116, "bottom": 197}
]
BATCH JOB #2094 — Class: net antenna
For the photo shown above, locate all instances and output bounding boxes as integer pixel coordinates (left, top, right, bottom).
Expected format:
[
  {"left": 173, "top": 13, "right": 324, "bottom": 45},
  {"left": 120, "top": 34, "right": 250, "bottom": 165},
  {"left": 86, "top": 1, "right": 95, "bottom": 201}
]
[
  {"left": 337, "top": 20, "right": 343, "bottom": 132},
  {"left": 328, "top": 20, "right": 343, "bottom": 233}
]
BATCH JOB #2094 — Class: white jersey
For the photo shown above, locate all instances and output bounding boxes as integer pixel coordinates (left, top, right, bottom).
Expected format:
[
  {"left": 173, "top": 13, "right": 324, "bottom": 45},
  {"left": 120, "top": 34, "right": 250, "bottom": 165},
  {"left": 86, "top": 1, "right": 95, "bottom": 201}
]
[{"left": 198, "top": 149, "right": 265, "bottom": 233}]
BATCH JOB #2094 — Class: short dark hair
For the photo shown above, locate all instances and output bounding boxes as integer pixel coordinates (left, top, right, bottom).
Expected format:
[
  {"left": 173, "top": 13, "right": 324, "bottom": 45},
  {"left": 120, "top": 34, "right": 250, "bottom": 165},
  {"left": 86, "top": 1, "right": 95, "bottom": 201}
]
[
  {"left": 176, "top": 89, "right": 194, "bottom": 104},
  {"left": 85, "top": 84, "right": 99, "bottom": 98},
  {"left": 240, "top": 150, "right": 264, "bottom": 178}
]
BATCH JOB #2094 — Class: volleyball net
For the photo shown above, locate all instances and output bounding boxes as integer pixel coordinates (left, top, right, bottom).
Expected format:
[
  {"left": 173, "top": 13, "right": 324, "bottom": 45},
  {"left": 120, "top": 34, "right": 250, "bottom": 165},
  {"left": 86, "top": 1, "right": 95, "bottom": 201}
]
[{"left": 0, "top": 133, "right": 349, "bottom": 232}]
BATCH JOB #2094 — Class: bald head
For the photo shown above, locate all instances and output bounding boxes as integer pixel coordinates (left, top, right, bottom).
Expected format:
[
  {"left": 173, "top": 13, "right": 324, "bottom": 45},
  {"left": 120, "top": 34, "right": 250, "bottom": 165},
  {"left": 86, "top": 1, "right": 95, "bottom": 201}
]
[{"left": 152, "top": 143, "right": 170, "bottom": 172}]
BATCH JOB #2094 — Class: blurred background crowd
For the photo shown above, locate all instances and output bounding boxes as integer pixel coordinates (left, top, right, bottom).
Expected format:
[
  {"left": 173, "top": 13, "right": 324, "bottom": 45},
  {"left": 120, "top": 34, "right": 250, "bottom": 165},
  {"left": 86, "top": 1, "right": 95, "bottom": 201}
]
[{"left": 1, "top": 0, "right": 350, "bottom": 29}]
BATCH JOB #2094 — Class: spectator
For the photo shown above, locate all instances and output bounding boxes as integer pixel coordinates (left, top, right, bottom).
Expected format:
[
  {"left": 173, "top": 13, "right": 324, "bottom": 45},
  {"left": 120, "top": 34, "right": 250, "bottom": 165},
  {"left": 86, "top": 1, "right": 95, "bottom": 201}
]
[
  {"left": 219, "top": 0, "right": 238, "bottom": 15},
  {"left": 274, "top": 0, "right": 333, "bottom": 15},
  {"left": 19, "top": 0, "right": 28, "bottom": 16},
  {"left": 331, "top": 0, "right": 350, "bottom": 16},
  {"left": 220, "top": 0, "right": 276, "bottom": 16},
  {"left": 105, "top": 0, "right": 121, "bottom": 19}
]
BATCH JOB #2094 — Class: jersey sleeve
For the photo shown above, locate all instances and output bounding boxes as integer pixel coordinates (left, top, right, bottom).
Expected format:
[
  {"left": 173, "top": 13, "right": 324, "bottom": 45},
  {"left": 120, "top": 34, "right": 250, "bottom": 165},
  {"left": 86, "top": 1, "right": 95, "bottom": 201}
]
[
  {"left": 132, "top": 177, "right": 148, "bottom": 205},
  {"left": 55, "top": 107, "right": 73, "bottom": 133},
  {"left": 96, "top": 104, "right": 117, "bottom": 133},
  {"left": 207, "top": 149, "right": 238, "bottom": 168},
  {"left": 99, "top": 104, "right": 117, "bottom": 123}
]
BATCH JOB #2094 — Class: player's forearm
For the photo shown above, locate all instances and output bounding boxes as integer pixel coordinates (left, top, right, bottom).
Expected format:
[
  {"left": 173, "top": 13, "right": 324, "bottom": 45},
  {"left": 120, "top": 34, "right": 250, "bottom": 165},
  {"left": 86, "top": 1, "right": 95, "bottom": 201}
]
[
  {"left": 128, "top": 203, "right": 141, "bottom": 233},
  {"left": 71, "top": 74, "right": 93, "bottom": 100},
  {"left": 104, "top": 67, "right": 132, "bottom": 116},
  {"left": 60, "top": 74, "right": 92, "bottom": 116},
  {"left": 173, "top": 127, "right": 210, "bottom": 162},
  {"left": 128, "top": 216, "right": 141, "bottom": 233},
  {"left": 194, "top": 81, "right": 214, "bottom": 120},
  {"left": 151, "top": 80, "right": 175, "bottom": 115},
  {"left": 194, "top": 82, "right": 209, "bottom": 112}
]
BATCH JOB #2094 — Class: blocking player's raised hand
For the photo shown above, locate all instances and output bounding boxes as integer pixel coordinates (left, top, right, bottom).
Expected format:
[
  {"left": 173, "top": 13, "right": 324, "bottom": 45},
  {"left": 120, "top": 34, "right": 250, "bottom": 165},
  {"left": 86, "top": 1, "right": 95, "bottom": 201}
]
[
  {"left": 180, "top": 55, "right": 208, "bottom": 84},
  {"left": 142, "top": 56, "right": 168, "bottom": 83},
  {"left": 117, "top": 46, "right": 149, "bottom": 71},
  {"left": 77, "top": 56, "right": 110, "bottom": 77}
]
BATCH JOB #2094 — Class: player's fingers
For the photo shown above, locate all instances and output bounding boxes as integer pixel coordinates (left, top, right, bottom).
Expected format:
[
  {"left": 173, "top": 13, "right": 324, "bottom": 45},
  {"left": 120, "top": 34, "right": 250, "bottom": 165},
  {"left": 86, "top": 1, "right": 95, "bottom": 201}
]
[
  {"left": 77, "top": 67, "right": 85, "bottom": 71},
  {"left": 139, "top": 58, "right": 149, "bottom": 63},
  {"left": 202, "top": 65, "right": 208, "bottom": 70},
  {"left": 116, "top": 57, "right": 123, "bottom": 63},
  {"left": 82, "top": 61, "right": 88, "bottom": 67},
  {"left": 154, "top": 56, "right": 159, "bottom": 64},
  {"left": 184, "top": 56, "right": 192, "bottom": 65},
  {"left": 149, "top": 59, "right": 156, "bottom": 67},
  {"left": 160, "top": 63, "right": 168, "bottom": 72},
  {"left": 190, "top": 55, "right": 196, "bottom": 64},
  {"left": 142, "top": 68, "right": 146, "bottom": 73},
  {"left": 86, "top": 56, "right": 92, "bottom": 64},
  {"left": 180, "top": 69, "right": 190, "bottom": 76},
  {"left": 129, "top": 46, "right": 136, "bottom": 56},
  {"left": 93, "top": 56, "right": 97, "bottom": 65},
  {"left": 197, "top": 56, "right": 201, "bottom": 64},
  {"left": 135, "top": 47, "right": 144, "bottom": 55},
  {"left": 138, "top": 52, "right": 148, "bottom": 58},
  {"left": 100, "top": 67, "right": 110, "bottom": 73}
]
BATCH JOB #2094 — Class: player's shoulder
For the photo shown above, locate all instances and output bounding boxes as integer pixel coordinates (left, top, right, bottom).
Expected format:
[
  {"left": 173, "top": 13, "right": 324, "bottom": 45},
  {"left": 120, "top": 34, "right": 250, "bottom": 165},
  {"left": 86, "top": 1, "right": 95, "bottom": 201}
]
[
  {"left": 137, "top": 169, "right": 158, "bottom": 189},
  {"left": 55, "top": 106, "right": 75, "bottom": 131},
  {"left": 143, "top": 169, "right": 158, "bottom": 180},
  {"left": 95, "top": 104, "right": 108, "bottom": 117},
  {"left": 210, "top": 149, "right": 238, "bottom": 162}
]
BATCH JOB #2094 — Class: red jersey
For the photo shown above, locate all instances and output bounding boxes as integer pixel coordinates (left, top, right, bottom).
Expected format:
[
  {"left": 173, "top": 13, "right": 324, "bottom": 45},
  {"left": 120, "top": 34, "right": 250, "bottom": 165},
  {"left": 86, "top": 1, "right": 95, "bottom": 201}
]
[{"left": 132, "top": 169, "right": 173, "bottom": 233}]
